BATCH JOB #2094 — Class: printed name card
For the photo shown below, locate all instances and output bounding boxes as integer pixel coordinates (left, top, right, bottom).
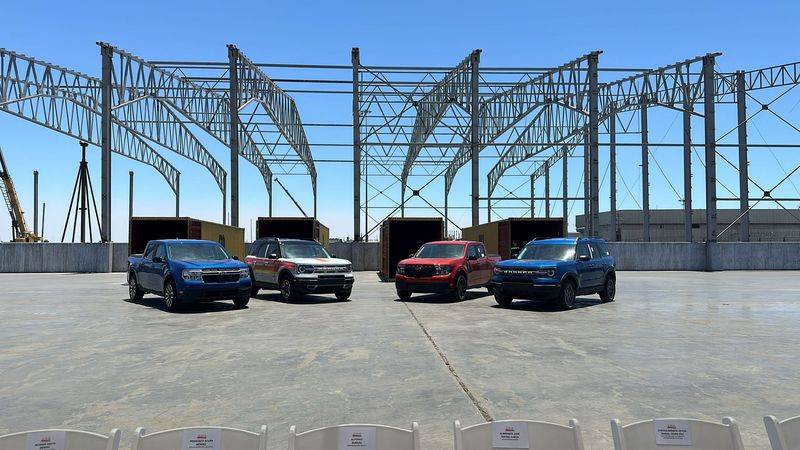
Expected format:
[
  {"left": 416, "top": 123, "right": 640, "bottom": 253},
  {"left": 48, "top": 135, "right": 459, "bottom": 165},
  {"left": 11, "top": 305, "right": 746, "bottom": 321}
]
[
  {"left": 26, "top": 431, "right": 66, "bottom": 450},
  {"left": 491, "top": 422, "right": 530, "bottom": 449},
  {"left": 654, "top": 420, "right": 693, "bottom": 446},
  {"left": 182, "top": 428, "right": 222, "bottom": 450},
  {"left": 338, "top": 427, "right": 377, "bottom": 450}
]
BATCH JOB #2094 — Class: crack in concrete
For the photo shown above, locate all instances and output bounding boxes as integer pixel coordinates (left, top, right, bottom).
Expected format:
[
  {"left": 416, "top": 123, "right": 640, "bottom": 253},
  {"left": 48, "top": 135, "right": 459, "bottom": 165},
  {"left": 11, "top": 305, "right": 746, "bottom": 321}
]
[{"left": 401, "top": 301, "right": 494, "bottom": 422}]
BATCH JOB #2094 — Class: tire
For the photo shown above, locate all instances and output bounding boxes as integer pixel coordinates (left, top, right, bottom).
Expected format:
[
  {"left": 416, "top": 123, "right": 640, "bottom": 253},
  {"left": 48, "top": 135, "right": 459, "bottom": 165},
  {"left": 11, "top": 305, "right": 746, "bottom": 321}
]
[
  {"left": 557, "top": 279, "right": 577, "bottom": 310},
  {"left": 599, "top": 274, "right": 616, "bottom": 303},
  {"left": 452, "top": 274, "right": 468, "bottom": 301},
  {"left": 233, "top": 296, "right": 250, "bottom": 308},
  {"left": 163, "top": 279, "right": 181, "bottom": 312},
  {"left": 128, "top": 273, "right": 144, "bottom": 302},
  {"left": 397, "top": 290, "right": 411, "bottom": 301},
  {"left": 249, "top": 270, "right": 259, "bottom": 297},
  {"left": 335, "top": 289, "right": 351, "bottom": 301},
  {"left": 487, "top": 284, "right": 494, "bottom": 295},
  {"left": 494, "top": 291, "right": 513, "bottom": 306},
  {"left": 279, "top": 274, "right": 298, "bottom": 301}
]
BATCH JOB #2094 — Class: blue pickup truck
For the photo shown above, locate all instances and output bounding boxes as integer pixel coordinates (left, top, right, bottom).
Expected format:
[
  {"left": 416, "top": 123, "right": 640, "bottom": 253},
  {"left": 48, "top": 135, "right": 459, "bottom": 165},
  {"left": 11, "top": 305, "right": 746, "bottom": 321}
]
[
  {"left": 127, "top": 239, "right": 252, "bottom": 311},
  {"left": 491, "top": 237, "right": 616, "bottom": 309}
]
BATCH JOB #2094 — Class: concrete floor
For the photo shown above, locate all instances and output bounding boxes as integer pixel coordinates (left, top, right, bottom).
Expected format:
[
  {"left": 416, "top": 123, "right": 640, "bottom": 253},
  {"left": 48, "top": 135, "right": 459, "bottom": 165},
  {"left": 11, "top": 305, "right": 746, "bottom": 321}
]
[{"left": 0, "top": 271, "right": 799, "bottom": 450}]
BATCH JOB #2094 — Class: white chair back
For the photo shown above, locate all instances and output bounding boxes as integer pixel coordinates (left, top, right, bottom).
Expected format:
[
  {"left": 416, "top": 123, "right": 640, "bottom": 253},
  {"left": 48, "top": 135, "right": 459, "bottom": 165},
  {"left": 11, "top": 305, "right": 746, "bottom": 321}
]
[
  {"left": 132, "top": 426, "right": 267, "bottom": 450},
  {"left": 453, "top": 419, "right": 584, "bottom": 450},
  {"left": 288, "top": 423, "right": 419, "bottom": 450},
  {"left": 765, "top": 415, "right": 800, "bottom": 450},
  {"left": 611, "top": 418, "right": 744, "bottom": 450},
  {"left": 0, "top": 429, "right": 120, "bottom": 450}
]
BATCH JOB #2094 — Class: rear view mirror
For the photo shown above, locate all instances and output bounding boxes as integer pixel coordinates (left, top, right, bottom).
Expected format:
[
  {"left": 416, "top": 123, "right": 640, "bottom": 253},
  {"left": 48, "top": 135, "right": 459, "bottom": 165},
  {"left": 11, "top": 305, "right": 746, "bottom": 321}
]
[
  {"left": 152, "top": 256, "right": 163, "bottom": 263},
  {"left": 331, "top": 254, "right": 337, "bottom": 258},
  {"left": 269, "top": 253, "right": 278, "bottom": 259},
  {"left": 511, "top": 253, "right": 519, "bottom": 259},
  {"left": 578, "top": 254, "right": 590, "bottom": 262},
  {"left": 232, "top": 256, "right": 239, "bottom": 260},
  {"left": 408, "top": 253, "right": 415, "bottom": 258}
]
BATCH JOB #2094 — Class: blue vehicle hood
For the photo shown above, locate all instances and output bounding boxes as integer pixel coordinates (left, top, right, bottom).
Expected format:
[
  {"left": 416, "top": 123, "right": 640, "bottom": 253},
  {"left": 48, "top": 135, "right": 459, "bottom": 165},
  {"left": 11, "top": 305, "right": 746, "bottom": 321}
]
[
  {"left": 170, "top": 259, "right": 247, "bottom": 269},
  {"left": 497, "top": 259, "right": 569, "bottom": 269}
]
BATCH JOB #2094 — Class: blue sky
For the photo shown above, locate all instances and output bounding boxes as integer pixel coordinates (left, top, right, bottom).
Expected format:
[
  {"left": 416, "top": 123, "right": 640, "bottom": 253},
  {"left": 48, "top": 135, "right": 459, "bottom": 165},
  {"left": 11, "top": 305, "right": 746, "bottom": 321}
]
[{"left": 1, "top": 0, "right": 799, "bottom": 242}]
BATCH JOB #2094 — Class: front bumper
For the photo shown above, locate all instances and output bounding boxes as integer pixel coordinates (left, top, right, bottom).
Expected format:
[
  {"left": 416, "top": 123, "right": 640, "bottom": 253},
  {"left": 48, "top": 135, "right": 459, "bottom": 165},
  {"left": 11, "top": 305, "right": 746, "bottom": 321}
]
[
  {"left": 395, "top": 274, "right": 454, "bottom": 293},
  {"left": 491, "top": 278, "right": 561, "bottom": 299},
  {"left": 293, "top": 274, "right": 354, "bottom": 294},
  {"left": 177, "top": 278, "right": 251, "bottom": 302}
]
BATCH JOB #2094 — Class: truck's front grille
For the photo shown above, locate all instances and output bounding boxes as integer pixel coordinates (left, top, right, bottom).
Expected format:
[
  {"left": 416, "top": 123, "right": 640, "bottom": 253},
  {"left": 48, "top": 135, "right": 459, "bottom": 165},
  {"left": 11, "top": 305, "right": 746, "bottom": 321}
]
[
  {"left": 405, "top": 265, "right": 435, "bottom": 278},
  {"left": 314, "top": 265, "right": 350, "bottom": 273},
  {"left": 201, "top": 269, "right": 240, "bottom": 283}
]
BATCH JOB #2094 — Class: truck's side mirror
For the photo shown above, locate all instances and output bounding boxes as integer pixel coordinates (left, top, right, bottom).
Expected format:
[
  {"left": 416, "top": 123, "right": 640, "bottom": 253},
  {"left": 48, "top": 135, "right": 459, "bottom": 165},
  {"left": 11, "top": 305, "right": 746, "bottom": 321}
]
[
  {"left": 578, "top": 254, "right": 590, "bottom": 262},
  {"left": 408, "top": 253, "right": 415, "bottom": 258},
  {"left": 511, "top": 253, "right": 519, "bottom": 259},
  {"left": 152, "top": 256, "right": 164, "bottom": 263},
  {"left": 232, "top": 255, "right": 240, "bottom": 260},
  {"left": 269, "top": 253, "right": 278, "bottom": 259},
  {"left": 331, "top": 254, "right": 337, "bottom": 258}
]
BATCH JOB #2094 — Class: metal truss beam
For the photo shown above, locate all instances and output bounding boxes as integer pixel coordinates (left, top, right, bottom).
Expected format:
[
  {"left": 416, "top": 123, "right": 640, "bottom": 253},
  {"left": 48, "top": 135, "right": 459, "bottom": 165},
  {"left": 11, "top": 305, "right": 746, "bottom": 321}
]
[
  {"left": 444, "top": 52, "right": 599, "bottom": 195},
  {"left": 0, "top": 48, "right": 179, "bottom": 193},
  {"left": 228, "top": 45, "right": 317, "bottom": 189},
  {"left": 401, "top": 50, "right": 478, "bottom": 186},
  {"left": 98, "top": 43, "right": 273, "bottom": 196}
]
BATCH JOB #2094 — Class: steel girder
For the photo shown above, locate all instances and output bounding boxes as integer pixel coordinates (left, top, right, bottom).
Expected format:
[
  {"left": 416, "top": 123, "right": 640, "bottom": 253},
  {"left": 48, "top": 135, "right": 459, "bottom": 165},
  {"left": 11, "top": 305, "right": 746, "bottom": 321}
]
[
  {"left": 228, "top": 45, "right": 316, "bottom": 189},
  {"left": 444, "top": 52, "right": 599, "bottom": 194},
  {"left": 99, "top": 43, "right": 273, "bottom": 194},
  {"left": 401, "top": 50, "right": 477, "bottom": 186},
  {"left": 0, "top": 48, "right": 180, "bottom": 192}
]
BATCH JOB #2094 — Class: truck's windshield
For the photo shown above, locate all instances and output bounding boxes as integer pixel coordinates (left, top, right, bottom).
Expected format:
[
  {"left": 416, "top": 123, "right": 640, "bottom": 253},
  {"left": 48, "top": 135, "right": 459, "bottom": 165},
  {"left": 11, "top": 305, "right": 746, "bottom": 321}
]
[
  {"left": 168, "top": 243, "right": 230, "bottom": 261},
  {"left": 415, "top": 243, "right": 465, "bottom": 258},
  {"left": 518, "top": 243, "right": 575, "bottom": 261},
  {"left": 282, "top": 241, "right": 331, "bottom": 259}
]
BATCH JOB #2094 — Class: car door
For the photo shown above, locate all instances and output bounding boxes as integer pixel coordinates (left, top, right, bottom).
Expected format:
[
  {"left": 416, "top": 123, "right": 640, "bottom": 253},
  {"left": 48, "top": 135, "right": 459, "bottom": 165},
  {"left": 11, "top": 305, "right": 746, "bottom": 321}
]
[
  {"left": 575, "top": 242, "right": 594, "bottom": 290},
  {"left": 249, "top": 241, "right": 269, "bottom": 284},
  {"left": 588, "top": 242, "right": 606, "bottom": 287},
  {"left": 475, "top": 244, "right": 491, "bottom": 285},
  {"left": 151, "top": 244, "right": 167, "bottom": 293},
  {"left": 465, "top": 244, "right": 481, "bottom": 287},
  {"left": 138, "top": 243, "right": 157, "bottom": 290},
  {"left": 263, "top": 242, "right": 282, "bottom": 285}
]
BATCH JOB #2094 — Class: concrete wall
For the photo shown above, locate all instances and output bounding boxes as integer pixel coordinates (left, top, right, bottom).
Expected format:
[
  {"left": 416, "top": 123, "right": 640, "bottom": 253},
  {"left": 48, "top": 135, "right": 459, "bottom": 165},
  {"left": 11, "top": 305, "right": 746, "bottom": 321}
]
[
  {"left": 112, "top": 243, "right": 129, "bottom": 272},
  {"left": 0, "top": 243, "right": 113, "bottom": 273},
  {"left": 606, "top": 242, "right": 707, "bottom": 271},
  {"left": 330, "top": 242, "right": 380, "bottom": 271},
  {"left": 709, "top": 243, "right": 800, "bottom": 270}
]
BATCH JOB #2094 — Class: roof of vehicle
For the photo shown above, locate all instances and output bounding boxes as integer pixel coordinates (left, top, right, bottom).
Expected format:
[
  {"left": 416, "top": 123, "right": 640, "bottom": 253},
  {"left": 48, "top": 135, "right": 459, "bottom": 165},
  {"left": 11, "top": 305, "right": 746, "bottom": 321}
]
[
  {"left": 422, "top": 240, "right": 475, "bottom": 245},
  {"left": 526, "top": 237, "right": 606, "bottom": 245},
  {"left": 251, "top": 237, "right": 321, "bottom": 244},
  {"left": 149, "top": 239, "right": 219, "bottom": 245}
]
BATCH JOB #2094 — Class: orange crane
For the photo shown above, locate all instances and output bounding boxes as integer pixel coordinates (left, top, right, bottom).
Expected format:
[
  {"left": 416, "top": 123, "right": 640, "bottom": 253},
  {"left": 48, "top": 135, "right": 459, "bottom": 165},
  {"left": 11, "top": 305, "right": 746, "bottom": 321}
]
[{"left": 0, "top": 146, "right": 40, "bottom": 242}]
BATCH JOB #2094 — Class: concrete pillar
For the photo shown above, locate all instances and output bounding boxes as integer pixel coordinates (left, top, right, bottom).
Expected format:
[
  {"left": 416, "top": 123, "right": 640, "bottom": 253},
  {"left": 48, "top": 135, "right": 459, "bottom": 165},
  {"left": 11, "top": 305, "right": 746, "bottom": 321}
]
[
  {"left": 470, "top": 50, "right": 481, "bottom": 226},
  {"left": 609, "top": 115, "right": 617, "bottom": 241},
  {"left": 352, "top": 48, "right": 361, "bottom": 241},
  {"left": 736, "top": 71, "right": 750, "bottom": 242},
  {"left": 683, "top": 87, "right": 693, "bottom": 242},
  {"left": 641, "top": 98, "right": 650, "bottom": 242},
  {"left": 703, "top": 55, "right": 718, "bottom": 243},
  {"left": 228, "top": 45, "right": 240, "bottom": 227}
]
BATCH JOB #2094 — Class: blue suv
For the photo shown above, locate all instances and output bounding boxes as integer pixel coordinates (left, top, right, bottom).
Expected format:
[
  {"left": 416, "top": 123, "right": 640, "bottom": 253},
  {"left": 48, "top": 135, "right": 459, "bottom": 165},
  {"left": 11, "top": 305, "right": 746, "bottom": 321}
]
[{"left": 491, "top": 237, "right": 616, "bottom": 309}]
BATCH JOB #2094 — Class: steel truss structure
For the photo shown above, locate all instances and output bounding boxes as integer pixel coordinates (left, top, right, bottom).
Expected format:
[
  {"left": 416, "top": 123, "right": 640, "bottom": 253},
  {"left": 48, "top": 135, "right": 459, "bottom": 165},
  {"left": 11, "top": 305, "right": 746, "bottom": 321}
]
[{"left": 2, "top": 43, "right": 800, "bottom": 243}]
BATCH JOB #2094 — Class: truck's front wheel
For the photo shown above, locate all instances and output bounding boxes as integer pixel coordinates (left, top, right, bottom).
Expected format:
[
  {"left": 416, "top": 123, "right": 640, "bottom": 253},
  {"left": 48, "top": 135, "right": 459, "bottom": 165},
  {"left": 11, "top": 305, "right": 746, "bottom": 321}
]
[
  {"left": 163, "top": 279, "right": 181, "bottom": 312},
  {"left": 128, "top": 273, "right": 144, "bottom": 302},
  {"left": 279, "top": 275, "right": 298, "bottom": 301},
  {"left": 451, "top": 274, "right": 468, "bottom": 301},
  {"left": 557, "top": 279, "right": 577, "bottom": 310},
  {"left": 494, "top": 291, "right": 513, "bottom": 306}
]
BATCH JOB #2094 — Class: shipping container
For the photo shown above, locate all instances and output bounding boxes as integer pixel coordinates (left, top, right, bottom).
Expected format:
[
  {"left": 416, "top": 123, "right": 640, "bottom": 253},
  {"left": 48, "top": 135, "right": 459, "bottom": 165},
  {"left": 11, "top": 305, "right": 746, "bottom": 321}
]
[
  {"left": 255, "top": 217, "right": 330, "bottom": 249},
  {"left": 462, "top": 218, "right": 565, "bottom": 260},
  {"left": 378, "top": 217, "right": 443, "bottom": 281},
  {"left": 128, "top": 217, "right": 246, "bottom": 258}
]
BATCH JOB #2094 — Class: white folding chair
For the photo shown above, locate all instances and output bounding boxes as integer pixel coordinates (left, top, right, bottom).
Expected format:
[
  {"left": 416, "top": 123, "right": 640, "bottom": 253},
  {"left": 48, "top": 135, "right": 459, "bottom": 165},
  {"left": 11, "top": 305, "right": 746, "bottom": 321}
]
[
  {"left": 132, "top": 426, "right": 267, "bottom": 450},
  {"left": 453, "top": 419, "right": 584, "bottom": 450},
  {"left": 0, "top": 428, "right": 120, "bottom": 450},
  {"left": 611, "top": 417, "right": 745, "bottom": 450},
  {"left": 765, "top": 415, "right": 800, "bottom": 450},
  {"left": 288, "top": 423, "right": 419, "bottom": 450}
]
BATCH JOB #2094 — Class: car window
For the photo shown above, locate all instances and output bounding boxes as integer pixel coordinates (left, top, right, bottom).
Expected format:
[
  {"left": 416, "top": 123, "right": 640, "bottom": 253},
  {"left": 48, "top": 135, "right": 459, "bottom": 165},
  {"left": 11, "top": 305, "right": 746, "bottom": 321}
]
[
  {"left": 576, "top": 243, "right": 590, "bottom": 260},
  {"left": 590, "top": 243, "right": 603, "bottom": 260},
  {"left": 143, "top": 244, "right": 156, "bottom": 259},
  {"left": 598, "top": 242, "right": 611, "bottom": 256},
  {"left": 249, "top": 241, "right": 264, "bottom": 257},
  {"left": 266, "top": 242, "right": 280, "bottom": 258},
  {"left": 154, "top": 244, "right": 166, "bottom": 260},
  {"left": 467, "top": 245, "right": 478, "bottom": 259}
]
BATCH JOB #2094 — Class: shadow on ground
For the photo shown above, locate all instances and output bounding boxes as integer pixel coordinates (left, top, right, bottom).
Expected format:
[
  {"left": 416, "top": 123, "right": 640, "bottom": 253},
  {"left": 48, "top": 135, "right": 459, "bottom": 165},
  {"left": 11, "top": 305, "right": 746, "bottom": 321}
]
[
  {"left": 491, "top": 297, "right": 606, "bottom": 312},
  {"left": 124, "top": 297, "right": 245, "bottom": 314},
  {"left": 395, "top": 290, "right": 491, "bottom": 304},
  {"left": 251, "top": 293, "right": 346, "bottom": 305}
]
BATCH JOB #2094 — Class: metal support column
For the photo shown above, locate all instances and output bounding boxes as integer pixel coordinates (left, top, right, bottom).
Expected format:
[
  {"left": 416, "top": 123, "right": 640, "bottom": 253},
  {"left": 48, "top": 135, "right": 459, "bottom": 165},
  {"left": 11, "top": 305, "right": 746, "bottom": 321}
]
[
  {"left": 609, "top": 115, "right": 617, "bottom": 241},
  {"left": 33, "top": 170, "right": 39, "bottom": 236},
  {"left": 736, "top": 71, "right": 750, "bottom": 242},
  {"left": 128, "top": 171, "right": 133, "bottom": 225},
  {"left": 470, "top": 50, "right": 481, "bottom": 226},
  {"left": 228, "top": 45, "right": 240, "bottom": 227},
  {"left": 222, "top": 174, "right": 227, "bottom": 224},
  {"left": 268, "top": 176, "right": 273, "bottom": 217},
  {"left": 352, "top": 48, "right": 361, "bottom": 241},
  {"left": 530, "top": 175, "right": 535, "bottom": 218},
  {"left": 444, "top": 185, "right": 449, "bottom": 238},
  {"left": 544, "top": 163, "right": 551, "bottom": 218},
  {"left": 641, "top": 98, "right": 650, "bottom": 242},
  {"left": 562, "top": 145, "right": 568, "bottom": 235},
  {"left": 703, "top": 55, "right": 718, "bottom": 243},
  {"left": 683, "top": 87, "right": 693, "bottom": 242},
  {"left": 583, "top": 130, "right": 589, "bottom": 234},
  {"left": 588, "top": 53, "right": 600, "bottom": 237},
  {"left": 175, "top": 173, "right": 180, "bottom": 217},
  {"left": 100, "top": 44, "right": 112, "bottom": 242}
]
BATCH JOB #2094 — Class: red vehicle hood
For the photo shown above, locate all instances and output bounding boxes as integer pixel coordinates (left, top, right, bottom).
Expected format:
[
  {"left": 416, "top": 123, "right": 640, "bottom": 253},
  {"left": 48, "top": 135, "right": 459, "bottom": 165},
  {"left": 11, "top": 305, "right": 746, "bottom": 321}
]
[{"left": 398, "top": 257, "right": 462, "bottom": 266}]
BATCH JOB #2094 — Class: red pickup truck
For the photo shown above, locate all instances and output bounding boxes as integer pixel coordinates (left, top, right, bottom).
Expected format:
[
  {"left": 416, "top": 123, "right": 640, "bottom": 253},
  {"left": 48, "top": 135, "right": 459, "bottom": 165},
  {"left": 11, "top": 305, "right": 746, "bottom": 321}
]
[{"left": 395, "top": 240, "right": 502, "bottom": 301}]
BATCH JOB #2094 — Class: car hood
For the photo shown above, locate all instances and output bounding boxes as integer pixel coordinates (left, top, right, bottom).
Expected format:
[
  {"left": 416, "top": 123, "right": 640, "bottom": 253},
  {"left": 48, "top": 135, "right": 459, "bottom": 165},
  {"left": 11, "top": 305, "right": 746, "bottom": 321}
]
[
  {"left": 496, "top": 259, "right": 568, "bottom": 268},
  {"left": 172, "top": 259, "right": 247, "bottom": 269},
  {"left": 398, "top": 257, "right": 461, "bottom": 266},
  {"left": 289, "top": 257, "right": 352, "bottom": 266}
]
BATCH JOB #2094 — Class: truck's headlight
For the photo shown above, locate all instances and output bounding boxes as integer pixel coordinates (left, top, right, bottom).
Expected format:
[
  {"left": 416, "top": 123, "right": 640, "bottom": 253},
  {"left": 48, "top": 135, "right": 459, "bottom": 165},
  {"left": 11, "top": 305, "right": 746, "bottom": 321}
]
[
  {"left": 239, "top": 268, "right": 250, "bottom": 279},
  {"left": 545, "top": 269, "right": 556, "bottom": 278},
  {"left": 396, "top": 264, "right": 405, "bottom": 275},
  {"left": 297, "top": 265, "right": 315, "bottom": 274},
  {"left": 434, "top": 265, "right": 452, "bottom": 275},
  {"left": 182, "top": 269, "right": 203, "bottom": 281},
  {"left": 345, "top": 264, "right": 352, "bottom": 272},
  {"left": 493, "top": 267, "right": 503, "bottom": 275}
]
